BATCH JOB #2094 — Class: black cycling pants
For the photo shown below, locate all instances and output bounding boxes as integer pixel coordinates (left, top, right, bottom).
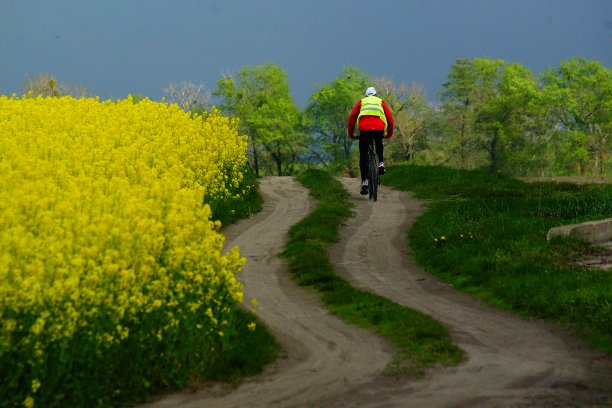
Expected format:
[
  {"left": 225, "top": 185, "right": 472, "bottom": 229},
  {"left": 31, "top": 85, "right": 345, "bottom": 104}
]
[{"left": 359, "top": 130, "right": 384, "bottom": 181}]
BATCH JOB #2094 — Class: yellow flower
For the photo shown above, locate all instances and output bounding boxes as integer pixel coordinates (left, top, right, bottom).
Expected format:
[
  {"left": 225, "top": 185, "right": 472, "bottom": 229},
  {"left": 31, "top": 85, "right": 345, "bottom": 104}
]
[
  {"left": 3, "top": 319, "right": 16, "bottom": 332},
  {"left": 31, "top": 379, "right": 41, "bottom": 393},
  {"left": 30, "top": 318, "right": 46, "bottom": 336},
  {"left": 247, "top": 322, "right": 257, "bottom": 331},
  {"left": 23, "top": 396, "right": 34, "bottom": 408},
  {"left": 0, "top": 95, "right": 249, "bottom": 398}
]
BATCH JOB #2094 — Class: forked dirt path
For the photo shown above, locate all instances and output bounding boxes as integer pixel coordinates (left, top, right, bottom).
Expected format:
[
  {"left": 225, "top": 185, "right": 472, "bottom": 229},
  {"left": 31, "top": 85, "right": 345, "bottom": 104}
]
[
  {"left": 146, "top": 177, "right": 393, "bottom": 408},
  {"left": 324, "top": 178, "right": 611, "bottom": 407},
  {"left": 146, "top": 176, "right": 611, "bottom": 408}
]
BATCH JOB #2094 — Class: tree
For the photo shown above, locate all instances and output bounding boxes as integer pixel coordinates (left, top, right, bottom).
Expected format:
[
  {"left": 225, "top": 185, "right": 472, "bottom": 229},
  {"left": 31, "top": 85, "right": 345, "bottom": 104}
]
[
  {"left": 21, "top": 73, "right": 92, "bottom": 98},
  {"left": 588, "top": 124, "right": 610, "bottom": 176},
  {"left": 213, "top": 62, "right": 303, "bottom": 176},
  {"left": 438, "top": 58, "right": 549, "bottom": 174},
  {"left": 248, "top": 96, "right": 304, "bottom": 176},
  {"left": 439, "top": 58, "right": 505, "bottom": 170},
  {"left": 477, "top": 62, "right": 552, "bottom": 175},
  {"left": 373, "top": 78, "right": 432, "bottom": 163},
  {"left": 303, "top": 66, "right": 370, "bottom": 173},
  {"left": 505, "top": 64, "right": 553, "bottom": 175},
  {"left": 163, "top": 81, "right": 211, "bottom": 112},
  {"left": 540, "top": 57, "right": 612, "bottom": 175}
]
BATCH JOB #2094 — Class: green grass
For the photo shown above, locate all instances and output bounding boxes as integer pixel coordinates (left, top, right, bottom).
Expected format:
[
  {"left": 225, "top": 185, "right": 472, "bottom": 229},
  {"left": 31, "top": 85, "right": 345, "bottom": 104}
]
[
  {"left": 198, "top": 308, "right": 280, "bottom": 383},
  {"left": 281, "top": 169, "right": 463, "bottom": 376},
  {"left": 384, "top": 164, "right": 612, "bottom": 353}
]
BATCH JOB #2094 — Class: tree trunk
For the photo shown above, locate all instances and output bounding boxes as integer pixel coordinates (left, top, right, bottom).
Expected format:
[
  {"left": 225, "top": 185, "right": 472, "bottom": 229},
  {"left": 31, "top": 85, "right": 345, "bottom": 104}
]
[
  {"left": 489, "top": 132, "right": 499, "bottom": 172},
  {"left": 253, "top": 144, "right": 260, "bottom": 176},
  {"left": 459, "top": 121, "right": 467, "bottom": 169}
]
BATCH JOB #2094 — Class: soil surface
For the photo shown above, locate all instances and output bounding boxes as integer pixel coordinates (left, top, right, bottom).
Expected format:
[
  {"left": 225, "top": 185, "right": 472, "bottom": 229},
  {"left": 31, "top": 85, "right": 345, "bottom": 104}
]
[{"left": 144, "top": 176, "right": 611, "bottom": 408}]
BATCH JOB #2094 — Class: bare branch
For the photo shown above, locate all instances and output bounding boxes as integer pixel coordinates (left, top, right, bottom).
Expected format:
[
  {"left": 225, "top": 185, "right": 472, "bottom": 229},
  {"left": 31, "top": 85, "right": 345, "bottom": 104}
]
[{"left": 163, "top": 81, "right": 211, "bottom": 110}]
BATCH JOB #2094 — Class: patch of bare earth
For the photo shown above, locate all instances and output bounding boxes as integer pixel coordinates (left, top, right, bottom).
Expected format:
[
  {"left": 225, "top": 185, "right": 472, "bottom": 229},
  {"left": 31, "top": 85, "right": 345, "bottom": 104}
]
[
  {"left": 569, "top": 242, "right": 612, "bottom": 271},
  {"left": 143, "top": 176, "right": 611, "bottom": 408}
]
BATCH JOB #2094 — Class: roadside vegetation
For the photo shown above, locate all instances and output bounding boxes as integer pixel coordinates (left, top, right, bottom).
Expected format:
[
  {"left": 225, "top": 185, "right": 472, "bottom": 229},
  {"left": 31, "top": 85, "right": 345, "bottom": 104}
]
[
  {"left": 384, "top": 164, "right": 612, "bottom": 353},
  {"left": 0, "top": 95, "right": 277, "bottom": 408},
  {"left": 282, "top": 169, "right": 464, "bottom": 376}
]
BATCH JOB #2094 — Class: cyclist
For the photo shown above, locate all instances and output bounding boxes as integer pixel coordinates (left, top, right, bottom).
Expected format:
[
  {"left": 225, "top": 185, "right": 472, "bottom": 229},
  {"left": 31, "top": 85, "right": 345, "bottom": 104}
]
[{"left": 348, "top": 86, "right": 394, "bottom": 195}]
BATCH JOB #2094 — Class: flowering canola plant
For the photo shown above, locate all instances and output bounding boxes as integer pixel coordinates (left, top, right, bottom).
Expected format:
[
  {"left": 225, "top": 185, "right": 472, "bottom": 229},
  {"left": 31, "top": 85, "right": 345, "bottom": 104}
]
[{"left": 0, "top": 95, "right": 249, "bottom": 407}]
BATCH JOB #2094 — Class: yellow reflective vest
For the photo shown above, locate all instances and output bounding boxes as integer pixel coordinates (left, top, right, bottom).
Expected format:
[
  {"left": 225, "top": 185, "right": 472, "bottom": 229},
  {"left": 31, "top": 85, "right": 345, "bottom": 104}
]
[{"left": 357, "top": 95, "right": 388, "bottom": 131}]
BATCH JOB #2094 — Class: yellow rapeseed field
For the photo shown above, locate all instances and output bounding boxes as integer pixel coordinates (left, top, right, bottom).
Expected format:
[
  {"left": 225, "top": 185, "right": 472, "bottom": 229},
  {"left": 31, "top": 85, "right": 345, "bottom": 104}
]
[{"left": 0, "top": 94, "right": 249, "bottom": 407}]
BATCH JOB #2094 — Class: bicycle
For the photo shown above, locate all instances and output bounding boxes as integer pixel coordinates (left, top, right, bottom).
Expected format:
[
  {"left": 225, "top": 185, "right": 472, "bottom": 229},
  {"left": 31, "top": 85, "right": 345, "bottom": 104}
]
[{"left": 357, "top": 136, "right": 380, "bottom": 202}]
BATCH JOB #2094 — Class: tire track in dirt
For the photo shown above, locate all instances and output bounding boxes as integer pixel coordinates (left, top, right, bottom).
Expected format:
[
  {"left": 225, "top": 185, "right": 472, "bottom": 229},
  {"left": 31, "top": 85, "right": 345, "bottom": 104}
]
[
  {"left": 144, "top": 177, "right": 393, "bottom": 408},
  {"left": 319, "top": 177, "right": 612, "bottom": 407}
]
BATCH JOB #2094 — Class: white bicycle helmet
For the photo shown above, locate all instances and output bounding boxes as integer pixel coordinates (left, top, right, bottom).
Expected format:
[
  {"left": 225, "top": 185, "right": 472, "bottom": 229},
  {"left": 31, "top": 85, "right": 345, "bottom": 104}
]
[{"left": 365, "top": 87, "right": 377, "bottom": 96}]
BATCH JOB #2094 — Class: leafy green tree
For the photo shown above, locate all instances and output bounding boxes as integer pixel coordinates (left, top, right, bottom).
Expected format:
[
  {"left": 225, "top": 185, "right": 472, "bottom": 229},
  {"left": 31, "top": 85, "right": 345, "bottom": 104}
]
[
  {"left": 214, "top": 62, "right": 303, "bottom": 176},
  {"left": 438, "top": 58, "right": 553, "bottom": 175},
  {"left": 588, "top": 123, "right": 610, "bottom": 176},
  {"left": 248, "top": 97, "right": 304, "bottom": 176},
  {"left": 540, "top": 57, "right": 612, "bottom": 175},
  {"left": 438, "top": 58, "right": 504, "bottom": 169},
  {"left": 478, "top": 62, "right": 552, "bottom": 175},
  {"left": 415, "top": 106, "right": 450, "bottom": 166},
  {"left": 303, "top": 66, "right": 370, "bottom": 173}
]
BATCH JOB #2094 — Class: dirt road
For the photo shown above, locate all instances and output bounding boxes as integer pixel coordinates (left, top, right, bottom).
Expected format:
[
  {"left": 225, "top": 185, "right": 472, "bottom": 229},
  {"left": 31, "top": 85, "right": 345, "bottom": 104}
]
[{"left": 147, "top": 176, "right": 611, "bottom": 408}]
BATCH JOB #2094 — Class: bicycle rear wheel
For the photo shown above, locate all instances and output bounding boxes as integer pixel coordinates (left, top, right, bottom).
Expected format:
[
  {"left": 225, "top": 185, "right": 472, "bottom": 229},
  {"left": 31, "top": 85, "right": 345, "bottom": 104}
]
[{"left": 368, "top": 153, "right": 378, "bottom": 202}]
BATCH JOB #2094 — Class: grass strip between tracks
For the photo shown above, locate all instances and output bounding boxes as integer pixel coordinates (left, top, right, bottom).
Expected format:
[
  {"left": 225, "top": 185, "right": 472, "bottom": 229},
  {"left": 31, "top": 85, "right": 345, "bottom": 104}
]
[{"left": 281, "top": 169, "right": 463, "bottom": 376}]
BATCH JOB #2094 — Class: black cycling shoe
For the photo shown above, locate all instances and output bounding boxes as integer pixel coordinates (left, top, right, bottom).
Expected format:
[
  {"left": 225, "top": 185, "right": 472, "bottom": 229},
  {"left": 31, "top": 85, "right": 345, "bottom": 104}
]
[
  {"left": 360, "top": 184, "right": 368, "bottom": 195},
  {"left": 378, "top": 163, "right": 386, "bottom": 175}
]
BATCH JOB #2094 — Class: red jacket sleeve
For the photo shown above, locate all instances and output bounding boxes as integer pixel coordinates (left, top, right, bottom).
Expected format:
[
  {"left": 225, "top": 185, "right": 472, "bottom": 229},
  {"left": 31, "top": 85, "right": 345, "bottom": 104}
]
[
  {"left": 382, "top": 101, "right": 394, "bottom": 138},
  {"left": 347, "top": 100, "right": 361, "bottom": 138}
]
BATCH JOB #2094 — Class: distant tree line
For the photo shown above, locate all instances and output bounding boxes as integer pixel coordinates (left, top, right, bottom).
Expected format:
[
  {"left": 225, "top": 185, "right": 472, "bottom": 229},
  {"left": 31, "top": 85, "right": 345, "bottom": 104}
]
[
  {"left": 19, "top": 56, "right": 611, "bottom": 177},
  {"left": 432, "top": 57, "right": 611, "bottom": 177}
]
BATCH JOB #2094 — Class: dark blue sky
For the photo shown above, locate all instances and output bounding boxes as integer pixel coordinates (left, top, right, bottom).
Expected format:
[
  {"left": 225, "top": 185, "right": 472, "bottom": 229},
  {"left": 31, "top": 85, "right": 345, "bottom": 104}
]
[{"left": 1, "top": 0, "right": 610, "bottom": 107}]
